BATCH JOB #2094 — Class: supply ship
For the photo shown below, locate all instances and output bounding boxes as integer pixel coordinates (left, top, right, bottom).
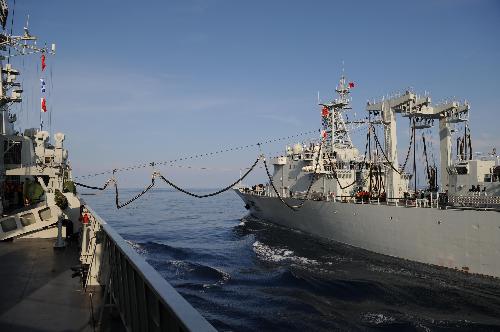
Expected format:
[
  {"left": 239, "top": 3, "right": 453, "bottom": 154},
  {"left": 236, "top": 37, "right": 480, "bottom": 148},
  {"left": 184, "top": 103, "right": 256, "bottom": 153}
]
[
  {"left": 0, "top": 2, "right": 215, "bottom": 330},
  {"left": 236, "top": 73, "right": 500, "bottom": 278}
]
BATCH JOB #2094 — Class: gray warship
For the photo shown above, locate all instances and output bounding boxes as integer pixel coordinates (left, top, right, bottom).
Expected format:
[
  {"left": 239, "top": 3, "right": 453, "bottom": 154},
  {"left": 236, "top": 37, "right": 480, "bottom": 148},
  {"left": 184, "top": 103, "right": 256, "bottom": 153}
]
[
  {"left": 0, "top": 2, "right": 215, "bottom": 331},
  {"left": 236, "top": 72, "right": 500, "bottom": 278}
]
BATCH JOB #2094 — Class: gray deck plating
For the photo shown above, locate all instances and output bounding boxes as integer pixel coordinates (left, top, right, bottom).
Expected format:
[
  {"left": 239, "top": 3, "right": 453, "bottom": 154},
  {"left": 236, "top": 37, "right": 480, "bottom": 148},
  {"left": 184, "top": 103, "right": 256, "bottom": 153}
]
[{"left": 0, "top": 238, "right": 100, "bottom": 331}]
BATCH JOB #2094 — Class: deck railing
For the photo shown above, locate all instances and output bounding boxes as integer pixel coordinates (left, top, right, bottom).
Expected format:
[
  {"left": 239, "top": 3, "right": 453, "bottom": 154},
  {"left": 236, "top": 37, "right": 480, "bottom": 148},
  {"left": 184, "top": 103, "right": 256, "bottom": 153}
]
[
  {"left": 242, "top": 188, "right": 500, "bottom": 211},
  {"left": 81, "top": 204, "right": 216, "bottom": 332},
  {"left": 448, "top": 195, "right": 500, "bottom": 207}
]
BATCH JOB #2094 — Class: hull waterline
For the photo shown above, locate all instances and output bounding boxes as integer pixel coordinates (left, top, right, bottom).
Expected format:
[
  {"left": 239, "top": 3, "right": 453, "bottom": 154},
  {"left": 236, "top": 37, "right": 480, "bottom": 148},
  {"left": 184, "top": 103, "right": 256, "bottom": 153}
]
[{"left": 236, "top": 191, "right": 500, "bottom": 279}]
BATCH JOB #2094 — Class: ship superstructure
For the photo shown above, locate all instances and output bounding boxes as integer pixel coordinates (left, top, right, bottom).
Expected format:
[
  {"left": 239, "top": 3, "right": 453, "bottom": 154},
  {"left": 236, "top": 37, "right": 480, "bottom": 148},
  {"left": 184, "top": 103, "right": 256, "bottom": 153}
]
[
  {"left": 237, "top": 72, "right": 500, "bottom": 278},
  {"left": 0, "top": 12, "right": 81, "bottom": 241},
  {"left": 0, "top": 3, "right": 216, "bottom": 331}
]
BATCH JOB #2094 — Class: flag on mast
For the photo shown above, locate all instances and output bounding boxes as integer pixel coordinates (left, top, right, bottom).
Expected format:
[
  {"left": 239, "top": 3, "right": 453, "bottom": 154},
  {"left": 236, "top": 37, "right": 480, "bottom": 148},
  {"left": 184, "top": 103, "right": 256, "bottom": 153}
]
[
  {"left": 41, "top": 54, "right": 46, "bottom": 71},
  {"left": 40, "top": 78, "right": 46, "bottom": 93},
  {"left": 321, "top": 106, "right": 329, "bottom": 117},
  {"left": 41, "top": 97, "right": 47, "bottom": 113}
]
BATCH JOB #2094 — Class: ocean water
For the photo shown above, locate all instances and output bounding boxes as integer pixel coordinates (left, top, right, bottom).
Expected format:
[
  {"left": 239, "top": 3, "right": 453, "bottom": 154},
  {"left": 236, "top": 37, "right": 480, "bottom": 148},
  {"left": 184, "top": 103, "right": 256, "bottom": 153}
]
[{"left": 84, "top": 189, "right": 500, "bottom": 331}]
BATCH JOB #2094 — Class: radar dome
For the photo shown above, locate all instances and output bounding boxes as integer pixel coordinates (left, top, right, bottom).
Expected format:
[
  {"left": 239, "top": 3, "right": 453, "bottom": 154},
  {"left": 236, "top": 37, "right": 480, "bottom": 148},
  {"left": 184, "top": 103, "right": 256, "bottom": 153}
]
[{"left": 292, "top": 143, "right": 303, "bottom": 154}]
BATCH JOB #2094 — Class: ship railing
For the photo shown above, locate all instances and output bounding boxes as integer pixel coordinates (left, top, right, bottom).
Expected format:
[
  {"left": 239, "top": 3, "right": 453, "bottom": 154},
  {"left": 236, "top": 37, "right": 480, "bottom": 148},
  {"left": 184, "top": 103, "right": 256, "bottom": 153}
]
[
  {"left": 332, "top": 195, "right": 441, "bottom": 209},
  {"left": 254, "top": 190, "right": 443, "bottom": 209},
  {"left": 80, "top": 203, "right": 216, "bottom": 332},
  {"left": 448, "top": 195, "right": 500, "bottom": 208}
]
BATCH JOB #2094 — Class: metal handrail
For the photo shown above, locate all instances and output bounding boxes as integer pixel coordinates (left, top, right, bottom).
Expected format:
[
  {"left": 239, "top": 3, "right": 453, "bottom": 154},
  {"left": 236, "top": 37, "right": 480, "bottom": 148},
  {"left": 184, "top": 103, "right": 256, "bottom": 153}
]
[{"left": 84, "top": 204, "right": 216, "bottom": 332}]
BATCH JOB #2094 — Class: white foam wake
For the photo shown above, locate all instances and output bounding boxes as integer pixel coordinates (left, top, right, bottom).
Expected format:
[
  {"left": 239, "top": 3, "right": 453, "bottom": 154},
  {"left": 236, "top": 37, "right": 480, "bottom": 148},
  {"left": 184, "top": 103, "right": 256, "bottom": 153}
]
[
  {"left": 362, "top": 312, "right": 396, "bottom": 325},
  {"left": 126, "top": 240, "right": 148, "bottom": 256},
  {"left": 252, "top": 241, "right": 318, "bottom": 265}
]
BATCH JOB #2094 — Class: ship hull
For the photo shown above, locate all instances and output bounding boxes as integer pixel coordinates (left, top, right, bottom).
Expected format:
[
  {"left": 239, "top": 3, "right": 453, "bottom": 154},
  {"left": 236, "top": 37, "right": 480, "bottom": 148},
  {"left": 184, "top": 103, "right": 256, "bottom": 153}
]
[{"left": 236, "top": 191, "right": 500, "bottom": 278}]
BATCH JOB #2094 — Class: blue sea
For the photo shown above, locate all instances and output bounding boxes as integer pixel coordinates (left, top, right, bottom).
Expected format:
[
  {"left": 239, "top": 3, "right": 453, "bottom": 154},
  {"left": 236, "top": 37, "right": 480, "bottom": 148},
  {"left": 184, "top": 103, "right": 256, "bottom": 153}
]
[{"left": 84, "top": 189, "right": 500, "bottom": 331}]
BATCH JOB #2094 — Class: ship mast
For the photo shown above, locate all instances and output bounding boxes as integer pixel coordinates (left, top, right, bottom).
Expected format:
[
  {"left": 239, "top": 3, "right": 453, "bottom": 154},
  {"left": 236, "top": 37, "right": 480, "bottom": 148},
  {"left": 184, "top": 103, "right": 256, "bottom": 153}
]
[
  {"left": 0, "top": 3, "right": 55, "bottom": 216},
  {"left": 320, "top": 70, "right": 354, "bottom": 153},
  {"left": 0, "top": 14, "right": 53, "bottom": 128}
]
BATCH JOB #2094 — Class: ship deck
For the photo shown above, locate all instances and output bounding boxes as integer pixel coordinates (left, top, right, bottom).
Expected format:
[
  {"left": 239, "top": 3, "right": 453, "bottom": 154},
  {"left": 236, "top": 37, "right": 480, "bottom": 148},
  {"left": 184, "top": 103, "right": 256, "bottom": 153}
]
[{"left": 0, "top": 238, "right": 105, "bottom": 332}]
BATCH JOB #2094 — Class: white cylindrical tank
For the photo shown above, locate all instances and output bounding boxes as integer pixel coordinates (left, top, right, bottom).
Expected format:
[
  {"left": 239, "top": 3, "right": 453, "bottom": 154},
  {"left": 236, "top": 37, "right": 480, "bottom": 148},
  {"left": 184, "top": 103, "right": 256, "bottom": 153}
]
[{"left": 54, "top": 132, "right": 65, "bottom": 149}]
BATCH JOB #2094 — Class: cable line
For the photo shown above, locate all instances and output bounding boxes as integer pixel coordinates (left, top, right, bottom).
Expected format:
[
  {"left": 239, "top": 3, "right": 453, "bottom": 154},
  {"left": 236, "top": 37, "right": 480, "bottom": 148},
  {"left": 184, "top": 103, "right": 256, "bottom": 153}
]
[
  {"left": 157, "top": 157, "right": 260, "bottom": 198},
  {"left": 74, "top": 129, "right": 319, "bottom": 180},
  {"left": 115, "top": 176, "right": 156, "bottom": 209},
  {"left": 371, "top": 123, "right": 414, "bottom": 175},
  {"left": 73, "top": 126, "right": 384, "bottom": 210},
  {"left": 74, "top": 157, "right": 261, "bottom": 208}
]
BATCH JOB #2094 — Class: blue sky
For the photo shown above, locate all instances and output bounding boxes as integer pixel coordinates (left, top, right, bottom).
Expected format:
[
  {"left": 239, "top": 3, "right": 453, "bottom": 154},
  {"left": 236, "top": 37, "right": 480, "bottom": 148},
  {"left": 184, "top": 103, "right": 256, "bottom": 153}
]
[{"left": 8, "top": 0, "right": 500, "bottom": 187}]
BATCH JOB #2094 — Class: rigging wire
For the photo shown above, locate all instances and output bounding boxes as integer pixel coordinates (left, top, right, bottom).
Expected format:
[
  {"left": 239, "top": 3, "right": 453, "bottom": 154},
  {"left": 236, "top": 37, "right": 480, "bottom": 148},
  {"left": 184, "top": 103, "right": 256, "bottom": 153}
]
[
  {"left": 413, "top": 118, "right": 417, "bottom": 191},
  {"left": 157, "top": 157, "right": 260, "bottom": 198},
  {"left": 14, "top": 129, "right": 322, "bottom": 179},
  {"left": 422, "top": 134, "right": 430, "bottom": 181},
  {"left": 74, "top": 124, "right": 373, "bottom": 211},
  {"left": 74, "top": 158, "right": 261, "bottom": 208},
  {"left": 6, "top": 0, "right": 15, "bottom": 63},
  {"left": 73, "top": 119, "right": 386, "bottom": 211},
  {"left": 371, "top": 124, "right": 414, "bottom": 175},
  {"left": 74, "top": 129, "right": 320, "bottom": 179},
  {"left": 49, "top": 57, "right": 54, "bottom": 136},
  {"left": 115, "top": 175, "right": 155, "bottom": 209}
]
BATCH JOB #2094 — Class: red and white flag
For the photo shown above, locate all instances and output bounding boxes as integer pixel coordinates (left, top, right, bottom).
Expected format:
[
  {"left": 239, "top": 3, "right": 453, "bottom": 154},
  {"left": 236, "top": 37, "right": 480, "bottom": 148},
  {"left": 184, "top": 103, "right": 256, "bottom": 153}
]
[
  {"left": 41, "top": 97, "right": 47, "bottom": 113},
  {"left": 321, "top": 106, "right": 329, "bottom": 117},
  {"left": 41, "top": 54, "right": 46, "bottom": 71},
  {"left": 348, "top": 82, "right": 355, "bottom": 88}
]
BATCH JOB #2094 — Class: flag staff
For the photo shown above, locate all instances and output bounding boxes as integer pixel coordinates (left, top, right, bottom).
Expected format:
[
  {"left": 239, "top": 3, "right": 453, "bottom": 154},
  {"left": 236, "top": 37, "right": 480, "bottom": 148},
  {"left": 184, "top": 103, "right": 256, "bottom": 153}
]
[{"left": 40, "top": 53, "right": 47, "bottom": 131}]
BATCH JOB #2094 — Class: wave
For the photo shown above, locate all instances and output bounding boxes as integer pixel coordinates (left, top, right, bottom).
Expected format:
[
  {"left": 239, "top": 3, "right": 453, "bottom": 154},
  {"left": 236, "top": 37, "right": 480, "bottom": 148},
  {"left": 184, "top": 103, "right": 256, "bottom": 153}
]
[
  {"left": 125, "top": 240, "right": 148, "bottom": 256},
  {"left": 163, "top": 260, "right": 231, "bottom": 289},
  {"left": 361, "top": 312, "right": 396, "bottom": 325},
  {"left": 252, "top": 241, "right": 318, "bottom": 266},
  {"left": 132, "top": 240, "right": 215, "bottom": 261}
]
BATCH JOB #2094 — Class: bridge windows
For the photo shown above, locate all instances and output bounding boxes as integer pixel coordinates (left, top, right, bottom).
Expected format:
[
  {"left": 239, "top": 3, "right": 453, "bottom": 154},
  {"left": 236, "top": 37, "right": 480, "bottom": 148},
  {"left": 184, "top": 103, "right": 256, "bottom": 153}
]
[
  {"left": 0, "top": 218, "right": 17, "bottom": 232},
  {"left": 20, "top": 213, "right": 36, "bottom": 226}
]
